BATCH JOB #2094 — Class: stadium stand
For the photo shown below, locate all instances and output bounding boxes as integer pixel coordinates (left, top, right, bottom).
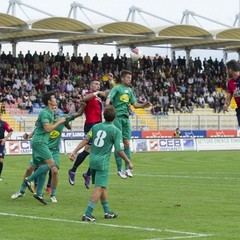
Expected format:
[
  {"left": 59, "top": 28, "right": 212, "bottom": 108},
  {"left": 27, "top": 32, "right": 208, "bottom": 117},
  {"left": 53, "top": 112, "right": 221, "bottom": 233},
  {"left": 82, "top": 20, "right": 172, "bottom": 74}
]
[{"left": 0, "top": 48, "right": 237, "bottom": 132}]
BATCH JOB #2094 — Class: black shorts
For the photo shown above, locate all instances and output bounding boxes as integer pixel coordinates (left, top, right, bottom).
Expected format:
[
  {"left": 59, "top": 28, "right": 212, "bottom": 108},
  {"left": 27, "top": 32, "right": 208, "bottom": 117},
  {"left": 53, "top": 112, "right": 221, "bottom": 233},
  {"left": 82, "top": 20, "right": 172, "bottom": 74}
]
[
  {"left": 0, "top": 144, "right": 5, "bottom": 159},
  {"left": 84, "top": 122, "right": 101, "bottom": 145}
]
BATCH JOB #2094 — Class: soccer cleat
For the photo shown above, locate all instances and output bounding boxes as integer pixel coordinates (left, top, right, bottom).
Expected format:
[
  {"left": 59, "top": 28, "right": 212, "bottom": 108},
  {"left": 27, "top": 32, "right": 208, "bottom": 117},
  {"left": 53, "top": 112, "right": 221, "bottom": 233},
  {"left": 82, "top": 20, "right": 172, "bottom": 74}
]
[
  {"left": 125, "top": 169, "right": 133, "bottom": 178},
  {"left": 11, "top": 191, "right": 25, "bottom": 200},
  {"left": 50, "top": 196, "right": 58, "bottom": 203},
  {"left": 34, "top": 194, "right": 47, "bottom": 205},
  {"left": 117, "top": 170, "right": 127, "bottom": 179},
  {"left": 82, "top": 214, "right": 96, "bottom": 222},
  {"left": 82, "top": 173, "right": 91, "bottom": 189},
  {"left": 104, "top": 212, "right": 118, "bottom": 219},
  {"left": 45, "top": 187, "right": 51, "bottom": 195},
  {"left": 24, "top": 178, "right": 34, "bottom": 193},
  {"left": 68, "top": 169, "right": 75, "bottom": 185}
]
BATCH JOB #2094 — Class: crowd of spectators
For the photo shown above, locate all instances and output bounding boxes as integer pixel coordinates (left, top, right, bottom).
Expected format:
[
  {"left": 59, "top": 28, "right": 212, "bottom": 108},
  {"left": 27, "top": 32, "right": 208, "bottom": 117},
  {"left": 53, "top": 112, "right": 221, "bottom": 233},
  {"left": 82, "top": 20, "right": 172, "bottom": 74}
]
[{"left": 0, "top": 49, "right": 229, "bottom": 116}]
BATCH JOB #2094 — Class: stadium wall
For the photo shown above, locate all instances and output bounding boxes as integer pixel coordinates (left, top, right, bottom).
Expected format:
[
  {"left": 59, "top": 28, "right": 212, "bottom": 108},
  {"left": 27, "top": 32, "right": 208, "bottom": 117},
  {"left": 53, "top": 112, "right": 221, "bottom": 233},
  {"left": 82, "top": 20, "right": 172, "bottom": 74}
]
[{"left": 5, "top": 130, "right": 240, "bottom": 155}]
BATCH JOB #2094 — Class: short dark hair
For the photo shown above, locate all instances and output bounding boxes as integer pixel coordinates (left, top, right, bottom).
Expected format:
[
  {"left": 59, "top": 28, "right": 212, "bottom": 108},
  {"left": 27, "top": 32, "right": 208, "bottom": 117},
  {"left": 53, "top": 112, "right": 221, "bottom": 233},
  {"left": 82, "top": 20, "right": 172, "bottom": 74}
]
[
  {"left": 120, "top": 70, "right": 132, "bottom": 79},
  {"left": 42, "top": 91, "right": 55, "bottom": 106},
  {"left": 226, "top": 60, "right": 240, "bottom": 71},
  {"left": 104, "top": 105, "right": 116, "bottom": 122}
]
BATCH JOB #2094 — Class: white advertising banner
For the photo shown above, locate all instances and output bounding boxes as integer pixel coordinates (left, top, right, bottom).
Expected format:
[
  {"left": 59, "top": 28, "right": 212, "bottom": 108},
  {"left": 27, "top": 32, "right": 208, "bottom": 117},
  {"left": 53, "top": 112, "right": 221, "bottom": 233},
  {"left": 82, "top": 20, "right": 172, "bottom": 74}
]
[
  {"left": 133, "top": 138, "right": 196, "bottom": 152},
  {"left": 196, "top": 138, "right": 240, "bottom": 150},
  {"left": 4, "top": 138, "right": 240, "bottom": 155}
]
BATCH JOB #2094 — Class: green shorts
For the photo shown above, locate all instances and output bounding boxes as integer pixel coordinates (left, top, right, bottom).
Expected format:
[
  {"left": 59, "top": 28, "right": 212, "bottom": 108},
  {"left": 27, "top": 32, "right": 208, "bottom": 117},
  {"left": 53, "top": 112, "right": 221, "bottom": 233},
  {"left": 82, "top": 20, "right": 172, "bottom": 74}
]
[
  {"left": 114, "top": 116, "right": 131, "bottom": 140},
  {"left": 91, "top": 169, "right": 110, "bottom": 188},
  {"left": 51, "top": 149, "right": 60, "bottom": 168},
  {"left": 29, "top": 159, "right": 36, "bottom": 167},
  {"left": 32, "top": 142, "right": 53, "bottom": 166},
  {"left": 28, "top": 150, "right": 59, "bottom": 169}
]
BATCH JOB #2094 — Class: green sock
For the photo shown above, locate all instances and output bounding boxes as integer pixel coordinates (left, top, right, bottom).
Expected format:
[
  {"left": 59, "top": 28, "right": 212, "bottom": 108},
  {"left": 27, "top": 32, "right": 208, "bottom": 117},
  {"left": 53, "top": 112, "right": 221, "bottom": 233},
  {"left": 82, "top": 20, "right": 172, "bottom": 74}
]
[
  {"left": 51, "top": 187, "right": 56, "bottom": 197},
  {"left": 36, "top": 172, "right": 47, "bottom": 196},
  {"left": 85, "top": 200, "right": 96, "bottom": 216},
  {"left": 28, "top": 165, "right": 50, "bottom": 182},
  {"left": 101, "top": 201, "right": 110, "bottom": 214},
  {"left": 114, "top": 151, "right": 122, "bottom": 171},
  {"left": 20, "top": 182, "right": 27, "bottom": 193},
  {"left": 124, "top": 147, "right": 130, "bottom": 169}
]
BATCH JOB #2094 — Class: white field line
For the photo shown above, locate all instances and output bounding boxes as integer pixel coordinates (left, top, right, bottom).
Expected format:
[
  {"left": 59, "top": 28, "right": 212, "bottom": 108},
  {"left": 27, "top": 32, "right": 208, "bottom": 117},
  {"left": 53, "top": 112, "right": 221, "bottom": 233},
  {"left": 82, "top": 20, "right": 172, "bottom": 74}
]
[
  {"left": 0, "top": 212, "right": 213, "bottom": 239},
  {"left": 129, "top": 173, "right": 240, "bottom": 180}
]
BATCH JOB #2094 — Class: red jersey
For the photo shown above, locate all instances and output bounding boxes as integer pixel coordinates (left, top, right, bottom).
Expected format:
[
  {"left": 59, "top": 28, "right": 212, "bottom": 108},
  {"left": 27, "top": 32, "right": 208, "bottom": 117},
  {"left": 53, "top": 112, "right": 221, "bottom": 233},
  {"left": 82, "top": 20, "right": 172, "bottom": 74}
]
[
  {"left": 0, "top": 120, "right": 13, "bottom": 140},
  {"left": 84, "top": 91, "right": 102, "bottom": 124},
  {"left": 227, "top": 78, "right": 240, "bottom": 107}
]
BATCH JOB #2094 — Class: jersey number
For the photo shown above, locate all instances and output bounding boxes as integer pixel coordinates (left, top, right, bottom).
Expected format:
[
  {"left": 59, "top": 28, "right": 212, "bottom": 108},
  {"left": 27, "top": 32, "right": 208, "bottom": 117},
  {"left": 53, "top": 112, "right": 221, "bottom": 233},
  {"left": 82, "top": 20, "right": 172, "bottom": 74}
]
[{"left": 94, "top": 130, "right": 107, "bottom": 147}]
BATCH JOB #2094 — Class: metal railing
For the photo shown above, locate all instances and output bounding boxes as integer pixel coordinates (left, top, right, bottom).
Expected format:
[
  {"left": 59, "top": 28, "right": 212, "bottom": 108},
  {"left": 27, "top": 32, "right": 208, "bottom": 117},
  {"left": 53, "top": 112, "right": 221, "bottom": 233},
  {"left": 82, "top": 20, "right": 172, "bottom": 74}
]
[
  {"left": 130, "top": 114, "right": 238, "bottom": 130},
  {"left": 10, "top": 112, "right": 238, "bottom": 132}
]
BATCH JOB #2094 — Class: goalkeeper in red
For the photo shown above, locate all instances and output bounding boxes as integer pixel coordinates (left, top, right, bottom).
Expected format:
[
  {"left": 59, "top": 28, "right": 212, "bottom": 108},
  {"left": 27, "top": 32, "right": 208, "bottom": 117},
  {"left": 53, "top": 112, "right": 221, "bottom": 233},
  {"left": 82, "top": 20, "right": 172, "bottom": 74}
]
[
  {"left": 69, "top": 105, "right": 133, "bottom": 222},
  {"left": 106, "top": 70, "right": 150, "bottom": 178}
]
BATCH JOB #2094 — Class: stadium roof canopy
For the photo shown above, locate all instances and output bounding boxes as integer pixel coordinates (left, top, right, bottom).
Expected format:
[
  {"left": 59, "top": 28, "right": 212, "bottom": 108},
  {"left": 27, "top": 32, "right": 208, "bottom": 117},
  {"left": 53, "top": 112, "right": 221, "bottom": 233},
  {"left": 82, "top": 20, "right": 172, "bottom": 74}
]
[{"left": 1, "top": 12, "right": 240, "bottom": 53}]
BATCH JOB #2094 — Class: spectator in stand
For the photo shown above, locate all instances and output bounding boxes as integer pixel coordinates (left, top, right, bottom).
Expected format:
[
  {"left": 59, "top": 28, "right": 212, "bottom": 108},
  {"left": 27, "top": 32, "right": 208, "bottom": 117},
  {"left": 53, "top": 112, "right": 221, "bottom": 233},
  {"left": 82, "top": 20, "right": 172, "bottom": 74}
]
[
  {"left": 26, "top": 97, "right": 33, "bottom": 113},
  {"left": 33, "top": 51, "right": 39, "bottom": 63},
  {"left": 213, "top": 98, "right": 222, "bottom": 113},
  {"left": 6, "top": 91, "right": 15, "bottom": 104},
  {"left": 66, "top": 81, "right": 74, "bottom": 93},
  {"left": 207, "top": 94, "right": 215, "bottom": 108},
  {"left": 162, "top": 99, "right": 169, "bottom": 115},
  {"left": 18, "top": 51, "right": 24, "bottom": 63},
  {"left": 164, "top": 55, "right": 171, "bottom": 68},
  {"left": 25, "top": 50, "right": 33, "bottom": 64},
  {"left": 0, "top": 101, "right": 6, "bottom": 114},
  {"left": 92, "top": 53, "right": 99, "bottom": 68},
  {"left": 52, "top": 67, "right": 59, "bottom": 77},
  {"left": 138, "top": 93, "right": 148, "bottom": 103},
  {"left": 84, "top": 53, "right": 91, "bottom": 66},
  {"left": 71, "top": 53, "right": 77, "bottom": 63},
  {"left": 197, "top": 95, "right": 205, "bottom": 108},
  {"left": 186, "top": 99, "right": 194, "bottom": 113}
]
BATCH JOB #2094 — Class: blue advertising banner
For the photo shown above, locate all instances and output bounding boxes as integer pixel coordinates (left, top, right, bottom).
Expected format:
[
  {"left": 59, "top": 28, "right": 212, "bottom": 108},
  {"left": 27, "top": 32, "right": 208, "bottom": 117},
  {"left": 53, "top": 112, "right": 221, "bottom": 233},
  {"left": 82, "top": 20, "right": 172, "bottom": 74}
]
[
  {"left": 183, "top": 139, "right": 196, "bottom": 150},
  {"left": 131, "top": 131, "right": 142, "bottom": 139},
  {"left": 181, "top": 130, "right": 206, "bottom": 138},
  {"left": 61, "top": 131, "right": 85, "bottom": 139}
]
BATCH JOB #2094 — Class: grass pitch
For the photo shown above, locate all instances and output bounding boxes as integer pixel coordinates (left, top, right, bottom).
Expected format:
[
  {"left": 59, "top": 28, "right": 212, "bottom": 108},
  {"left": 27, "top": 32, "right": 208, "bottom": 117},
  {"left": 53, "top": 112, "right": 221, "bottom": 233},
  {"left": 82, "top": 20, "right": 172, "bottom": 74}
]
[{"left": 1, "top": 151, "right": 240, "bottom": 240}]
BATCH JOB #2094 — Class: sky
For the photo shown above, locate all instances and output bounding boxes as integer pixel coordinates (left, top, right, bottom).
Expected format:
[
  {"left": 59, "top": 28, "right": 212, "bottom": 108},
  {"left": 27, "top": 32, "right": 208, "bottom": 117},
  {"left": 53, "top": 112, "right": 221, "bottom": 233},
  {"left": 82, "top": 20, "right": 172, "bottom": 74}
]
[{"left": 0, "top": 0, "right": 240, "bottom": 60}]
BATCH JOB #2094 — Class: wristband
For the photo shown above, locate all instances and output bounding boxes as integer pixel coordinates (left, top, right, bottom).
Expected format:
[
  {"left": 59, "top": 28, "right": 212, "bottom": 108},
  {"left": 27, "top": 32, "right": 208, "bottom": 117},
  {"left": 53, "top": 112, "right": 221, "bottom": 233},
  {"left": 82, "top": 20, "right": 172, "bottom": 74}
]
[{"left": 93, "top": 91, "right": 99, "bottom": 96}]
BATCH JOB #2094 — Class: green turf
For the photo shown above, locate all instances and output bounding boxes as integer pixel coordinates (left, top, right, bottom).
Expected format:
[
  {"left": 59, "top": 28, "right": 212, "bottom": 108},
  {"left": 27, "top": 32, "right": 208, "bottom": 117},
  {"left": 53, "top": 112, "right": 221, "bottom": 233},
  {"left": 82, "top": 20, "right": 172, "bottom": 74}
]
[{"left": 1, "top": 151, "right": 240, "bottom": 239}]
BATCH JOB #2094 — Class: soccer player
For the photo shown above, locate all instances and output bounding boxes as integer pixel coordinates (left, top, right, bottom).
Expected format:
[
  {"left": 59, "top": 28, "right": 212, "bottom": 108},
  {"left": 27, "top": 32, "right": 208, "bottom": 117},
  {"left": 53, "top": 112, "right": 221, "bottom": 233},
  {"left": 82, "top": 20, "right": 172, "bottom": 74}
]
[
  {"left": 68, "top": 80, "right": 109, "bottom": 188},
  {"left": 0, "top": 113, "right": 13, "bottom": 181},
  {"left": 105, "top": 70, "right": 150, "bottom": 179},
  {"left": 69, "top": 105, "right": 133, "bottom": 222},
  {"left": 224, "top": 59, "right": 240, "bottom": 127},
  {"left": 23, "top": 91, "right": 66, "bottom": 204},
  {"left": 11, "top": 103, "right": 86, "bottom": 203}
]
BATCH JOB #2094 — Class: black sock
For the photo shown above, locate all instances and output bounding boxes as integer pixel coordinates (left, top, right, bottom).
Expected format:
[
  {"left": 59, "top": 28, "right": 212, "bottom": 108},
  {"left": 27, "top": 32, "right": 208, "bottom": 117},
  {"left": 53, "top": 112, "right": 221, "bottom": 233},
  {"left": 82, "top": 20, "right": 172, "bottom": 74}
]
[
  {"left": 34, "top": 167, "right": 38, "bottom": 187},
  {"left": 0, "top": 162, "right": 3, "bottom": 176},
  {"left": 86, "top": 167, "right": 91, "bottom": 176},
  {"left": 47, "top": 170, "right": 52, "bottom": 188},
  {"left": 71, "top": 150, "right": 89, "bottom": 172}
]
